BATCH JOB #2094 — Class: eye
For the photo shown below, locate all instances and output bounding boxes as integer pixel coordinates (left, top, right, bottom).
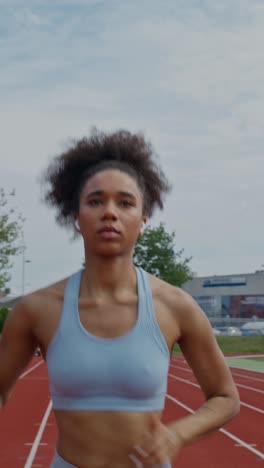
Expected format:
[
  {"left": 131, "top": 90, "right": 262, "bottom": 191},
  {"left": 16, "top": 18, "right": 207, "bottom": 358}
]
[
  {"left": 120, "top": 200, "right": 133, "bottom": 207},
  {"left": 88, "top": 199, "right": 102, "bottom": 206}
]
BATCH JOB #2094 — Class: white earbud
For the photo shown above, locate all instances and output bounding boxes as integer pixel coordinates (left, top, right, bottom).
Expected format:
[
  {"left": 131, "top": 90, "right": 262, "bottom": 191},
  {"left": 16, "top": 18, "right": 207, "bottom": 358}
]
[
  {"left": 74, "top": 219, "right": 80, "bottom": 231},
  {"left": 140, "top": 222, "right": 146, "bottom": 235}
]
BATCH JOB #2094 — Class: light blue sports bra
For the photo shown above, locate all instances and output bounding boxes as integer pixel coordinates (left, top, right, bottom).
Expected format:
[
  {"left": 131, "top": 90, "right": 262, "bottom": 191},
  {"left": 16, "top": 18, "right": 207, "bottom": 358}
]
[{"left": 46, "top": 267, "right": 170, "bottom": 411}]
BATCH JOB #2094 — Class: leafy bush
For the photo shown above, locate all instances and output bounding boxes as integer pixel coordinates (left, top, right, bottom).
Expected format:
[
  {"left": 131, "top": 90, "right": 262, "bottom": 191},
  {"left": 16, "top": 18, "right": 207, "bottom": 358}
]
[{"left": 0, "top": 306, "right": 10, "bottom": 333}]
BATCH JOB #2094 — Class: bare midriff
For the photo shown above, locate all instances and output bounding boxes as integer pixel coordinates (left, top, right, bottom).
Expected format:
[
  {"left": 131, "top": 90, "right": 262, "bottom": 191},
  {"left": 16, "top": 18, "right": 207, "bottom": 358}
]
[{"left": 55, "top": 409, "right": 163, "bottom": 467}]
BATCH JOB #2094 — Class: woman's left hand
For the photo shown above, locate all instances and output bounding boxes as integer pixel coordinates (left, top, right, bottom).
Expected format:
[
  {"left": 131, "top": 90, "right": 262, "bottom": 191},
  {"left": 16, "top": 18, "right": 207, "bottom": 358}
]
[{"left": 129, "top": 414, "right": 182, "bottom": 466}]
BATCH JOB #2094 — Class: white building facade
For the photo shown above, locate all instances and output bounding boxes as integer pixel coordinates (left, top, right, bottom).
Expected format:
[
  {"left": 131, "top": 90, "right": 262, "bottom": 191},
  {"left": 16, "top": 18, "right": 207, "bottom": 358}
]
[{"left": 182, "top": 271, "right": 264, "bottom": 325}]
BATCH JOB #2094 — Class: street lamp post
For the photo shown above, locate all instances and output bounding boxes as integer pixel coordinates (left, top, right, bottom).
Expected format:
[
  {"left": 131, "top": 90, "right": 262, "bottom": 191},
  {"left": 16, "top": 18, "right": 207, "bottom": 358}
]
[
  {"left": 21, "top": 232, "right": 31, "bottom": 295},
  {"left": 22, "top": 259, "right": 31, "bottom": 295}
]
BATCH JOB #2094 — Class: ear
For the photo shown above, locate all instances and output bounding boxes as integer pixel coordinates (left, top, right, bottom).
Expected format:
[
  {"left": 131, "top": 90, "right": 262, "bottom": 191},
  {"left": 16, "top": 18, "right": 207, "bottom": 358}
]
[
  {"left": 140, "top": 217, "right": 147, "bottom": 235},
  {"left": 74, "top": 219, "right": 80, "bottom": 232},
  {"left": 140, "top": 223, "right": 145, "bottom": 235}
]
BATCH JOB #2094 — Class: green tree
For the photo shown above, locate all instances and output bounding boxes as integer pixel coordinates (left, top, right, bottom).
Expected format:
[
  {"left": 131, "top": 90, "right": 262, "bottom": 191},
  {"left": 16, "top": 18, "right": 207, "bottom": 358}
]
[
  {"left": 133, "top": 223, "right": 193, "bottom": 287},
  {"left": 0, "top": 188, "right": 24, "bottom": 291},
  {"left": 0, "top": 307, "right": 9, "bottom": 333}
]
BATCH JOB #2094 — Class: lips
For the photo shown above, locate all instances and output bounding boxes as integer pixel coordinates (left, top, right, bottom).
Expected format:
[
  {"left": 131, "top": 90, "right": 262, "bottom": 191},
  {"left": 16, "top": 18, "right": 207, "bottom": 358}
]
[
  {"left": 97, "top": 226, "right": 121, "bottom": 239},
  {"left": 98, "top": 226, "right": 120, "bottom": 234}
]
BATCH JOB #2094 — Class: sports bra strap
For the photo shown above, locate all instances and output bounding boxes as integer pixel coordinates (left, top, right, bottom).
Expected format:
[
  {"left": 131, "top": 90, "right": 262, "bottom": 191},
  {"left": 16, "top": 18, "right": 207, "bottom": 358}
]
[{"left": 60, "top": 269, "right": 83, "bottom": 329}]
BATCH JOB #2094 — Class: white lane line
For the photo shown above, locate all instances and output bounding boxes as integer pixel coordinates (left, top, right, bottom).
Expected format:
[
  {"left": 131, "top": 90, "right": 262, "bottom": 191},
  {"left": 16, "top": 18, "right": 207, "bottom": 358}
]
[
  {"left": 166, "top": 394, "right": 264, "bottom": 460},
  {"left": 170, "top": 364, "right": 264, "bottom": 394},
  {"left": 168, "top": 374, "right": 264, "bottom": 414},
  {"left": 25, "top": 443, "right": 48, "bottom": 446},
  {"left": 171, "top": 357, "right": 264, "bottom": 376},
  {"left": 170, "top": 358, "right": 185, "bottom": 363},
  {"left": 230, "top": 371, "right": 264, "bottom": 383},
  {"left": 220, "top": 428, "right": 264, "bottom": 459},
  {"left": 19, "top": 361, "right": 43, "bottom": 379},
  {"left": 236, "top": 383, "right": 264, "bottom": 394},
  {"left": 170, "top": 364, "right": 191, "bottom": 373},
  {"left": 229, "top": 364, "right": 264, "bottom": 374},
  {"left": 239, "top": 401, "right": 264, "bottom": 414},
  {"left": 172, "top": 363, "right": 264, "bottom": 382},
  {"left": 169, "top": 373, "right": 198, "bottom": 388},
  {"left": 232, "top": 354, "right": 264, "bottom": 359},
  {"left": 24, "top": 400, "right": 52, "bottom": 468}
]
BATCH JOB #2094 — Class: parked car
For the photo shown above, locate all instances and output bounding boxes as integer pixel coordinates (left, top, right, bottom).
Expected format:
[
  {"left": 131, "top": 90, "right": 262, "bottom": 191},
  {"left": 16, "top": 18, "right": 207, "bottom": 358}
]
[
  {"left": 241, "top": 321, "right": 264, "bottom": 336},
  {"left": 218, "top": 326, "right": 242, "bottom": 336}
]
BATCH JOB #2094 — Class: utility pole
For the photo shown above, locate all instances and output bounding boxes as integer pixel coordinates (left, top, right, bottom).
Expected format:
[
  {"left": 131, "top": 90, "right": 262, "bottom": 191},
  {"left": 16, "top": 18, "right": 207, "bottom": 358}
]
[{"left": 21, "top": 231, "right": 31, "bottom": 295}]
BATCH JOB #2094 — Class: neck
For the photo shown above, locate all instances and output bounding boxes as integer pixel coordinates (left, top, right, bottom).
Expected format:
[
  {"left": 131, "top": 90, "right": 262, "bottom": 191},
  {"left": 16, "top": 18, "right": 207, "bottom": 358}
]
[{"left": 82, "top": 251, "right": 136, "bottom": 300}]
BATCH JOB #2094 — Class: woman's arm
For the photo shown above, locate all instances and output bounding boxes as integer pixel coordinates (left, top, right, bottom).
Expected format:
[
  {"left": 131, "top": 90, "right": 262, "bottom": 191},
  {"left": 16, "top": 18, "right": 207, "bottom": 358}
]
[
  {"left": 168, "top": 291, "right": 240, "bottom": 446},
  {"left": 0, "top": 298, "right": 38, "bottom": 408},
  {"left": 130, "top": 289, "right": 240, "bottom": 466}
]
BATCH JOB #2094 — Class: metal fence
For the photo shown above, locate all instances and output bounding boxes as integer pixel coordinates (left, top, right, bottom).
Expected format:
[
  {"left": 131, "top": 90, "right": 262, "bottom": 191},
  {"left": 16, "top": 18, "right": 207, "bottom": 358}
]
[{"left": 209, "top": 317, "right": 263, "bottom": 328}]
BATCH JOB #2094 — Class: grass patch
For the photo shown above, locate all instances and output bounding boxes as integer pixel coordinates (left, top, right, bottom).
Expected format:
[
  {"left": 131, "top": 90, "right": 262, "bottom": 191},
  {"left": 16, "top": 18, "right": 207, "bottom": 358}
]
[{"left": 173, "top": 336, "right": 264, "bottom": 355}]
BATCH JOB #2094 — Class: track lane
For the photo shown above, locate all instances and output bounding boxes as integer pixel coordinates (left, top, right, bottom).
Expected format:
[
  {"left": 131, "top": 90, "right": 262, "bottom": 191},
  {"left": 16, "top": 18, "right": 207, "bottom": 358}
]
[
  {"left": 0, "top": 358, "right": 49, "bottom": 467},
  {"left": 169, "top": 363, "right": 264, "bottom": 406},
  {"left": 167, "top": 377, "right": 264, "bottom": 458},
  {"left": 168, "top": 370, "right": 264, "bottom": 413},
  {"left": 164, "top": 397, "right": 264, "bottom": 468},
  {"left": 1, "top": 355, "right": 263, "bottom": 467}
]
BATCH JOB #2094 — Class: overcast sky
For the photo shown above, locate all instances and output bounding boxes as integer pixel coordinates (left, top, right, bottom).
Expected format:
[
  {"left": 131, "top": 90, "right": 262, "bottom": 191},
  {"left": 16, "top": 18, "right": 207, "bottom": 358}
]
[{"left": 1, "top": 0, "right": 264, "bottom": 295}]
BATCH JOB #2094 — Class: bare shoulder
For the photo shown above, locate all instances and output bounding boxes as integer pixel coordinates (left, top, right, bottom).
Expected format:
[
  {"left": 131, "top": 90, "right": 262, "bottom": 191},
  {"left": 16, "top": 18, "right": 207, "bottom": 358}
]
[
  {"left": 0, "top": 276, "right": 72, "bottom": 397},
  {"left": 148, "top": 274, "right": 239, "bottom": 406},
  {"left": 148, "top": 274, "right": 197, "bottom": 317},
  {"left": 148, "top": 273, "right": 213, "bottom": 338},
  {"left": 148, "top": 273, "right": 183, "bottom": 302},
  {"left": 15, "top": 277, "right": 68, "bottom": 319},
  {"left": 0, "top": 278, "right": 67, "bottom": 343}
]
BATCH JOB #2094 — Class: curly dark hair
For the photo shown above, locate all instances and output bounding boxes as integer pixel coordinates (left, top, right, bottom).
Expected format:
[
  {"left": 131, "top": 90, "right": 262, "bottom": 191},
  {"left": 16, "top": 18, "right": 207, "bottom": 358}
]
[{"left": 41, "top": 128, "right": 171, "bottom": 230}]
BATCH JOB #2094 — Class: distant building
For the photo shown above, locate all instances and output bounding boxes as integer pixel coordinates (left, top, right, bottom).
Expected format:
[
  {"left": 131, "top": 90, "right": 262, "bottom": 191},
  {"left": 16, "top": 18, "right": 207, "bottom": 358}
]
[{"left": 182, "top": 271, "right": 264, "bottom": 322}]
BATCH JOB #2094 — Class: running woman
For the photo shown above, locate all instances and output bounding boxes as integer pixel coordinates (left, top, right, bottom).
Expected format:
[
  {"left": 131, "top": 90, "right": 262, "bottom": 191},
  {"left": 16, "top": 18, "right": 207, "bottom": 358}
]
[{"left": 0, "top": 129, "right": 240, "bottom": 467}]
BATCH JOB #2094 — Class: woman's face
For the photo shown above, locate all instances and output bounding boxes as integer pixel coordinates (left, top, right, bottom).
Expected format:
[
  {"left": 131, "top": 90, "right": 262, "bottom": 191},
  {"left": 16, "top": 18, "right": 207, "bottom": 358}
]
[{"left": 77, "top": 169, "right": 146, "bottom": 257}]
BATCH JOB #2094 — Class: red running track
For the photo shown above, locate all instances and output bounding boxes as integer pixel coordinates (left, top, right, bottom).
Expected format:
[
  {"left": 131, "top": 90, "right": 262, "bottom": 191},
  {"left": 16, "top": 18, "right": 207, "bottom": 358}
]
[{"left": 0, "top": 355, "right": 263, "bottom": 467}]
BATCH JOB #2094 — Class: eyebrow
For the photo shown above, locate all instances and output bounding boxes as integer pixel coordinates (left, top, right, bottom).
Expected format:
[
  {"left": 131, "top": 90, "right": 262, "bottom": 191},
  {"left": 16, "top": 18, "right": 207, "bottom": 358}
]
[{"left": 86, "top": 190, "right": 137, "bottom": 200}]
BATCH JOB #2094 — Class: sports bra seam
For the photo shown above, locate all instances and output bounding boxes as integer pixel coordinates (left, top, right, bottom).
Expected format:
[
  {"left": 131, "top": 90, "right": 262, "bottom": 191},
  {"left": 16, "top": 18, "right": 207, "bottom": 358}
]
[
  {"left": 139, "top": 268, "right": 170, "bottom": 357},
  {"left": 46, "top": 270, "right": 82, "bottom": 361},
  {"left": 73, "top": 266, "right": 143, "bottom": 343},
  {"left": 46, "top": 328, "right": 61, "bottom": 362},
  {"left": 47, "top": 268, "right": 169, "bottom": 357},
  {"left": 74, "top": 310, "right": 141, "bottom": 343},
  {"left": 147, "top": 298, "right": 170, "bottom": 357}
]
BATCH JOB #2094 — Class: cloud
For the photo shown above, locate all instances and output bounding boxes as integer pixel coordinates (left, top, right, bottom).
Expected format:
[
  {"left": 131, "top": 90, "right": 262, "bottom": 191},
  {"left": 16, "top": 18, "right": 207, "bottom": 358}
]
[{"left": 1, "top": 0, "right": 264, "bottom": 291}]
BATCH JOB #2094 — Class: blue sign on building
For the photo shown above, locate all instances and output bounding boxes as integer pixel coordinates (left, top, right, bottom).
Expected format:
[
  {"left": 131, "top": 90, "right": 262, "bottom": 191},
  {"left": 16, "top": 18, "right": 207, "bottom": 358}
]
[{"left": 203, "top": 277, "right": 247, "bottom": 288}]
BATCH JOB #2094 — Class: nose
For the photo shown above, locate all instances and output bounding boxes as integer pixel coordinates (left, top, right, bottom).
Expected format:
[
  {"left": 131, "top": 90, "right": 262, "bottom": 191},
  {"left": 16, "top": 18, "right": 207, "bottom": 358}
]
[{"left": 101, "top": 200, "right": 118, "bottom": 220}]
